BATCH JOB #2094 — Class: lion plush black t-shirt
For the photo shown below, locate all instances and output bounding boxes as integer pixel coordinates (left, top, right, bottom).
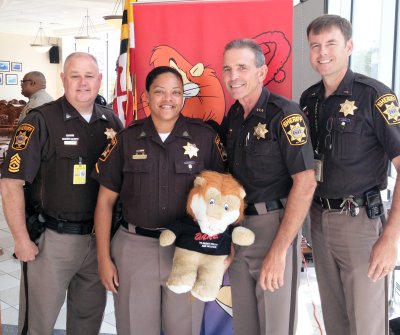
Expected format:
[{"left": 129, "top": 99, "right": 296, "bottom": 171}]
[{"left": 167, "top": 216, "right": 234, "bottom": 256}]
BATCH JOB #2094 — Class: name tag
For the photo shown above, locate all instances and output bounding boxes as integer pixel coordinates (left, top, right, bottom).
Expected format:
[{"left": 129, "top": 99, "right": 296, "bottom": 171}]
[{"left": 132, "top": 154, "right": 147, "bottom": 160}]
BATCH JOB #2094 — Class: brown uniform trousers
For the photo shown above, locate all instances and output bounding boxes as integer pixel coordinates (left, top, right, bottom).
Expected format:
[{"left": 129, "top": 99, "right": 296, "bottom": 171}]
[
  {"left": 229, "top": 209, "right": 301, "bottom": 335},
  {"left": 18, "top": 229, "right": 106, "bottom": 335},
  {"left": 310, "top": 201, "right": 388, "bottom": 335},
  {"left": 111, "top": 225, "right": 204, "bottom": 335}
]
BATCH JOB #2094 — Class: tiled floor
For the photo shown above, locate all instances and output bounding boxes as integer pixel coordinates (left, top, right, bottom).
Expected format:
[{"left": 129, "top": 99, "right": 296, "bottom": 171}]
[{"left": 0, "top": 199, "right": 325, "bottom": 335}]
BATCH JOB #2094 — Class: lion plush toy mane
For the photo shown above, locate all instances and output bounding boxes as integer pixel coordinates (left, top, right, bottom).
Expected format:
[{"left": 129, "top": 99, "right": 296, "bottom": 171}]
[{"left": 160, "top": 170, "right": 254, "bottom": 302}]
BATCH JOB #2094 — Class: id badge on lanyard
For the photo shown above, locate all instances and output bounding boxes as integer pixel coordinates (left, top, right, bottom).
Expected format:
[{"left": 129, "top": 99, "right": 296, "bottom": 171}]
[
  {"left": 314, "top": 153, "right": 323, "bottom": 182},
  {"left": 73, "top": 156, "right": 86, "bottom": 184}
]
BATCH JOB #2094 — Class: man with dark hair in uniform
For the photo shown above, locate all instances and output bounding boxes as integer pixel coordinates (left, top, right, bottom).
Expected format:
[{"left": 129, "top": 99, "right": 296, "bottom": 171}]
[
  {"left": 93, "top": 66, "right": 225, "bottom": 335},
  {"left": 0, "top": 52, "right": 123, "bottom": 335},
  {"left": 221, "top": 38, "right": 316, "bottom": 335},
  {"left": 300, "top": 14, "right": 400, "bottom": 335}
]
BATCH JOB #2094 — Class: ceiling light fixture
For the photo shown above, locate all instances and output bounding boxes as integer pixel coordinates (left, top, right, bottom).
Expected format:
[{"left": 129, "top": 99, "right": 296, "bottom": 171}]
[
  {"left": 75, "top": 9, "right": 100, "bottom": 45},
  {"left": 30, "top": 22, "right": 53, "bottom": 53},
  {"left": 103, "top": 0, "right": 123, "bottom": 30}
]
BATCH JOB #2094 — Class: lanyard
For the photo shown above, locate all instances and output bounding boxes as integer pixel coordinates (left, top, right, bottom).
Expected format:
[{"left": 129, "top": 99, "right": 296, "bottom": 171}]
[{"left": 314, "top": 98, "right": 320, "bottom": 154}]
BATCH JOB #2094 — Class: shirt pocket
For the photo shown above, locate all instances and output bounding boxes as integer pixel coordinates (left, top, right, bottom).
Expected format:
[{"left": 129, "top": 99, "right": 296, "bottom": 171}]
[
  {"left": 245, "top": 140, "right": 281, "bottom": 179},
  {"left": 123, "top": 160, "right": 153, "bottom": 195},
  {"left": 174, "top": 159, "right": 204, "bottom": 195},
  {"left": 332, "top": 115, "right": 363, "bottom": 159},
  {"left": 55, "top": 145, "right": 87, "bottom": 184}
]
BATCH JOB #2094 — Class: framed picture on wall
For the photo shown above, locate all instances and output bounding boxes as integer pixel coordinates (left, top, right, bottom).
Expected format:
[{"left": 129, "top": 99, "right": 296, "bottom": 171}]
[
  {"left": 0, "top": 73, "right": 3, "bottom": 85},
  {"left": 0, "top": 61, "right": 10, "bottom": 72},
  {"left": 5, "top": 74, "right": 18, "bottom": 85},
  {"left": 11, "top": 62, "right": 22, "bottom": 71}
]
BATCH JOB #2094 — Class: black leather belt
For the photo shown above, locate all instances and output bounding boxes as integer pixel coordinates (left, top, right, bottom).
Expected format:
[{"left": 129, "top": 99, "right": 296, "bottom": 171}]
[
  {"left": 44, "top": 217, "right": 93, "bottom": 235},
  {"left": 121, "top": 220, "right": 162, "bottom": 239},
  {"left": 245, "top": 200, "right": 283, "bottom": 215},
  {"left": 314, "top": 196, "right": 365, "bottom": 210}
]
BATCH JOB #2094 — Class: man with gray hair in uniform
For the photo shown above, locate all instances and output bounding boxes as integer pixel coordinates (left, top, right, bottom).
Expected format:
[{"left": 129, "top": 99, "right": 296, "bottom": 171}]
[
  {"left": 18, "top": 71, "right": 53, "bottom": 123},
  {"left": 0, "top": 52, "right": 123, "bottom": 335},
  {"left": 221, "top": 38, "right": 316, "bottom": 335}
]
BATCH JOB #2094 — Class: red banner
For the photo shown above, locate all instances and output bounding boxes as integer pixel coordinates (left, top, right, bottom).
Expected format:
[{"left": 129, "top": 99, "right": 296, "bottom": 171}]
[
  {"left": 132, "top": 2, "right": 293, "bottom": 334},
  {"left": 133, "top": 0, "right": 292, "bottom": 125}
]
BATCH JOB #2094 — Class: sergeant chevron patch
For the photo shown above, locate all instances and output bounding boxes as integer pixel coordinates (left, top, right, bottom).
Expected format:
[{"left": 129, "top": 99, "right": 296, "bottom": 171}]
[{"left": 8, "top": 153, "right": 21, "bottom": 173}]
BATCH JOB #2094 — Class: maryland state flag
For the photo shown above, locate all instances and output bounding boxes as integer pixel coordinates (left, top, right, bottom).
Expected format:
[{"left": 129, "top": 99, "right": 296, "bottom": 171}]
[{"left": 112, "top": 0, "right": 136, "bottom": 126}]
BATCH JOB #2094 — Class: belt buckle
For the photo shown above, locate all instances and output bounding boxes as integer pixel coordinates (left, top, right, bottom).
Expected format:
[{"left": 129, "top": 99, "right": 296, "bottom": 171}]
[{"left": 57, "top": 222, "right": 64, "bottom": 234}]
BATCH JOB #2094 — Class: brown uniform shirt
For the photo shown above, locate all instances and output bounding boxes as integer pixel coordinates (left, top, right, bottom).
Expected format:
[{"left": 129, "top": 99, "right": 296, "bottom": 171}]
[
  {"left": 222, "top": 87, "right": 314, "bottom": 203},
  {"left": 300, "top": 69, "right": 400, "bottom": 198},
  {"left": 1, "top": 96, "right": 123, "bottom": 221},
  {"left": 93, "top": 115, "right": 225, "bottom": 229}
]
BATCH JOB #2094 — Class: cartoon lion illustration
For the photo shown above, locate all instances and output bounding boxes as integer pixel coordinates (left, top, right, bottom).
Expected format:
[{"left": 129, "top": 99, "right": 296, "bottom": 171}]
[{"left": 139, "top": 45, "right": 226, "bottom": 125}]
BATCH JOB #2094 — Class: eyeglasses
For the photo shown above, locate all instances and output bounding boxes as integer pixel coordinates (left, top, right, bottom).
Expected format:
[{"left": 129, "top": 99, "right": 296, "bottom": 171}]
[
  {"left": 20, "top": 79, "right": 33, "bottom": 84},
  {"left": 324, "top": 117, "right": 333, "bottom": 149}
]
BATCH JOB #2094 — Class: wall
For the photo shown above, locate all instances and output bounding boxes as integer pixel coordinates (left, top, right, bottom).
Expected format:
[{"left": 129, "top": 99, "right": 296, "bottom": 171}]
[
  {"left": 292, "top": 0, "right": 325, "bottom": 102},
  {"left": 0, "top": 32, "right": 63, "bottom": 101}
]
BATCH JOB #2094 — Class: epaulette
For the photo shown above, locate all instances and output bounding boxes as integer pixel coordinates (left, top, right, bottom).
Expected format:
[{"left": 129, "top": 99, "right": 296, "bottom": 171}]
[
  {"left": 33, "top": 99, "right": 58, "bottom": 114},
  {"left": 353, "top": 72, "right": 391, "bottom": 93},
  {"left": 301, "top": 81, "right": 323, "bottom": 99},
  {"left": 127, "top": 118, "right": 146, "bottom": 128},
  {"left": 186, "top": 117, "right": 217, "bottom": 134},
  {"left": 185, "top": 117, "right": 204, "bottom": 125},
  {"left": 268, "top": 92, "right": 301, "bottom": 117}
]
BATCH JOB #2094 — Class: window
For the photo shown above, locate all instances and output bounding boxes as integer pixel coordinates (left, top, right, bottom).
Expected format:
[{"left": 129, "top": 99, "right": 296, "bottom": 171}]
[
  {"left": 351, "top": 0, "right": 396, "bottom": 88},
  {"left": 61, "top": 30, "right": 120, "bottom": 104}
]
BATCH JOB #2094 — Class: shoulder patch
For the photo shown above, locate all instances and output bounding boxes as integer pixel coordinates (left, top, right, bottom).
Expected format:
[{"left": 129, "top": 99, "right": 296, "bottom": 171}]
[
  {"left": 99, "top": 136, "right": 118, "bottom": 162},
  {"left": 11, "top": 124, "right": 35, "bottom": 150},
  {"left": 375, "top": 94, "right": 400, "bottom": 125},
  {"left": 281, "top": 114, "right": 308, "bottom": 146},
  {"left": 214, "top": 134, "right": 227, "bottom": 162},
  {"left": 8, "top": 153, "right": 21, "bottom": 173}
]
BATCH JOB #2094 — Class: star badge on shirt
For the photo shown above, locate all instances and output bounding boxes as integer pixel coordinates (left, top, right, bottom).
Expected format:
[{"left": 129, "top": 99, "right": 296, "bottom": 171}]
[
  {"left": 339, "top": 99, "right": 358, "bottom": 117},
  {"left": 104, "top": 128, "right": 117, "bottom": 139},
  {"left": 183, "top": 142, "right": 199, "bottom": 158},
  {"left": 253, "top": 123, "right": 268, "bottom": 140}
]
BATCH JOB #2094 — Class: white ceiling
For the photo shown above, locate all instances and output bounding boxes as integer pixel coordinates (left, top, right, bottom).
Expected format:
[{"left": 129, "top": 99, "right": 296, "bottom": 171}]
[
  {"left": 0, "top": 0, "right": 300, "bottom": 38},
  {"left": 0, "top": 0, "right": 120, "bottom": 38}
]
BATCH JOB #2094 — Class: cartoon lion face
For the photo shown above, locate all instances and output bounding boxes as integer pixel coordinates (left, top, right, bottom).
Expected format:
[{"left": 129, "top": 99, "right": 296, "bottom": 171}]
[
  {"left": 186, "top": 171, "right": 246, "bottom": 236},
  {"left": 139, "top": 45, "right": 226, "bottom": 125}
]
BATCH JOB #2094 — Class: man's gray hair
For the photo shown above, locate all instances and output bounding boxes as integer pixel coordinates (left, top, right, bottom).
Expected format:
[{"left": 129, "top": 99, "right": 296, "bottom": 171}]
[
  {"left": 224, "top": 38, "right": 265, "bottom": 68},
  {"left": 64, "top": 52, "right": 99, "bottom": 71}
]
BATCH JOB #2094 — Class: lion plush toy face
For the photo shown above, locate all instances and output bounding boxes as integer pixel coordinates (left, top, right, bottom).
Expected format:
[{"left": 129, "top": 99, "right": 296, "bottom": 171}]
[{"left": 187, "top": 171, "right": 246, "bottom": 236}]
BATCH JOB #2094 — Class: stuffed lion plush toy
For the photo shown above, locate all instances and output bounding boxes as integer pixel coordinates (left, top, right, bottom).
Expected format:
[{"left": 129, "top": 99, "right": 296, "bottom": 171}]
[{"left": 160, "top": 170, "right": 255, "bottom": 302}]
